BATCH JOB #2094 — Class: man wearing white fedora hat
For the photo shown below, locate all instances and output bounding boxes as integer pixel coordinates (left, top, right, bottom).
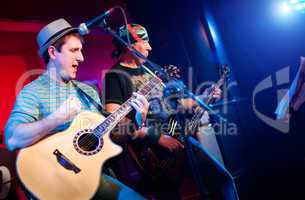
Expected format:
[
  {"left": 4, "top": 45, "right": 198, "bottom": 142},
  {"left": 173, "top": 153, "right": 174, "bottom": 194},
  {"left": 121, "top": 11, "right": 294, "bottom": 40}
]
[{"left": 5, "top": 18, "right": 147, "bottom": 199}]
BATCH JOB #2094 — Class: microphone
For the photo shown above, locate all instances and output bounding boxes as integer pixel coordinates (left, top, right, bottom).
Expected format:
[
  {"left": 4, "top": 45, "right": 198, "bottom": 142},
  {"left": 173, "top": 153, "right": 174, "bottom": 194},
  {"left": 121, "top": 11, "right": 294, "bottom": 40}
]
[{"left": 78, "top": 8, "right": 114, "bottom": 35}]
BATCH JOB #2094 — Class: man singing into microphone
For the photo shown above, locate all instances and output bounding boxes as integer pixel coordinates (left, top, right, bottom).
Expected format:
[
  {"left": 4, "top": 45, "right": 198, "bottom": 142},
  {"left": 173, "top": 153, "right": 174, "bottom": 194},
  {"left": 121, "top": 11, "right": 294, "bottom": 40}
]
[{"left": 5, "top": 18, "right": 147, "bottom": 200}]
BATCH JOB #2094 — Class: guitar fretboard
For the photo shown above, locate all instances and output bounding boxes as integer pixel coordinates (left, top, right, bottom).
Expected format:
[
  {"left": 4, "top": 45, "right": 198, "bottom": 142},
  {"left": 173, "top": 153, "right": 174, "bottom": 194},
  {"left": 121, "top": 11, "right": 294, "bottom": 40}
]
[
  {"left": 93, "top": 76, "right": 162, "bottom": 138},
  {"left": 187, "top": 67, "right": 229, "bottom": 133}
]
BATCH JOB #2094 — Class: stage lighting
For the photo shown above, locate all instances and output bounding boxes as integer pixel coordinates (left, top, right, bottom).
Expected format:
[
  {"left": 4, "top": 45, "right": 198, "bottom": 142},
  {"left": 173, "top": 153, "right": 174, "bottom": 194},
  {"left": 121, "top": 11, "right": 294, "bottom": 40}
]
[
  {"left": 281, "top": 0, "right": 305, "bottom": 13},
  {"left": 280, "top": 2, "right": 291, "bottom": 13}
]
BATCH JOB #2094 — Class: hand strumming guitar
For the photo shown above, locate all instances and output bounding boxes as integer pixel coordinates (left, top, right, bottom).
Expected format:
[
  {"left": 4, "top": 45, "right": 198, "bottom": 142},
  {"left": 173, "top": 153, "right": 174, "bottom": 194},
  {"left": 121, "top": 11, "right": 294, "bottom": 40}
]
[
  {"left": 133, "top": 129, "right": 184, "bottom": 152},
  {"left": 50, "top": 96, "right": 82, "bottom": 125}
]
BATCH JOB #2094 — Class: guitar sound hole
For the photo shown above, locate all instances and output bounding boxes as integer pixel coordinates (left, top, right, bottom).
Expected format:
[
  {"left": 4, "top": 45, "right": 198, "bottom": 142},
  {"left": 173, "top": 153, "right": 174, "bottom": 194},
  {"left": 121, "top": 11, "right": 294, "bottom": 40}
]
[{"left": 77, "top": 133, "right": 99, "bottom": 152}]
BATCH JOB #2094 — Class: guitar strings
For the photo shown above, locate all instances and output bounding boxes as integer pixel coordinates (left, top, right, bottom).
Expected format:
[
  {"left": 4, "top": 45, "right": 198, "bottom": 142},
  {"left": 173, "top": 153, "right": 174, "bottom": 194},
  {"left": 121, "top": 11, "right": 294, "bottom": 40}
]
[
  {"left": 76, "top": 80, "right": 160, "bottom": 151},
  {"left": 77, "top": 99, "right": 132, "bottom": 151},
  {"left": 77, "top": 79, "right": 154, "bottom": 149}
]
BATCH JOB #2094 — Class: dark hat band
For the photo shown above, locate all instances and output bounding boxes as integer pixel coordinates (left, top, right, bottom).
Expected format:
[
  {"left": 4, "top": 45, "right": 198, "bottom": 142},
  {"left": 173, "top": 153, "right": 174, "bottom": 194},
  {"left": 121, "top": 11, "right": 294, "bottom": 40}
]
[
  {"left": 39, "top": 27, "right": 79, "bottom": 56},
  {"left": 42, "top": 27, "right": 73, "bottom": 47}
]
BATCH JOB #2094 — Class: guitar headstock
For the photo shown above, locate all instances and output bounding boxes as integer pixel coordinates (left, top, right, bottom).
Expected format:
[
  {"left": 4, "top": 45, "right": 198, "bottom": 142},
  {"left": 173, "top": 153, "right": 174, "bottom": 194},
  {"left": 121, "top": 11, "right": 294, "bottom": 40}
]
[{"left": 217, "top": 64, "right": 231, "bottom": 84}]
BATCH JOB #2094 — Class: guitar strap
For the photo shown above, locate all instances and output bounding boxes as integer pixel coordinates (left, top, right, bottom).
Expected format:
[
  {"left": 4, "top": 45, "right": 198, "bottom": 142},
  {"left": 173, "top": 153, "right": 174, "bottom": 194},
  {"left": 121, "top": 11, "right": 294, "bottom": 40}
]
[{"left": 72, "top": 81, "right": 109, "bottom": 116}]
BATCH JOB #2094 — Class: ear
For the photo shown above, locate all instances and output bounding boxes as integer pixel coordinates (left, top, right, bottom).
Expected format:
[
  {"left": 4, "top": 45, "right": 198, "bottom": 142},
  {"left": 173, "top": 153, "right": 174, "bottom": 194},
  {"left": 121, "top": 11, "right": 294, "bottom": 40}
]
[{"left": 47, "top": 46, "right": 57, "bottom": 60}]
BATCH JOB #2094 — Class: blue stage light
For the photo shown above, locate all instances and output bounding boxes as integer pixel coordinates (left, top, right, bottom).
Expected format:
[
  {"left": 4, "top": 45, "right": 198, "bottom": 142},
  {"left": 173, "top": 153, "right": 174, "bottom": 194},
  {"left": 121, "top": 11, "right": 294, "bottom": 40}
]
[{"left": 281, "top": 0, "right": 305, "bottom": 13}]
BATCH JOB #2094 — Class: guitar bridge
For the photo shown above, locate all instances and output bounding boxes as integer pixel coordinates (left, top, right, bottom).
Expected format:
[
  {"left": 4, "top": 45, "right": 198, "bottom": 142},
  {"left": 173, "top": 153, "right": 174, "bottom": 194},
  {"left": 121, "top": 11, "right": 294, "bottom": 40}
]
[{"left": 53, "top": 149, "right": 81, "bottom": 174}]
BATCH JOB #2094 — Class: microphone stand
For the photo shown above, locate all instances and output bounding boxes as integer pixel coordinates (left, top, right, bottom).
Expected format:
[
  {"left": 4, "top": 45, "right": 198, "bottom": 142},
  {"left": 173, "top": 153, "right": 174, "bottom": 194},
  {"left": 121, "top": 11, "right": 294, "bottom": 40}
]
[{"left": 100, "top": 21, "right": 229, "bottom": 199}]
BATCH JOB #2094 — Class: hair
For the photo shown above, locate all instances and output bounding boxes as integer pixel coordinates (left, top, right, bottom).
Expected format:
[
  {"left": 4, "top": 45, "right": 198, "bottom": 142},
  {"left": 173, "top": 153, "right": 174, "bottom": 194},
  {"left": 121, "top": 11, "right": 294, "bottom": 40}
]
[
  {"left": 111, "top": 42, "right": 125, "bottom": 59},
  {"left": 42, "top": 32, "right": 84, "bottom": 64}
]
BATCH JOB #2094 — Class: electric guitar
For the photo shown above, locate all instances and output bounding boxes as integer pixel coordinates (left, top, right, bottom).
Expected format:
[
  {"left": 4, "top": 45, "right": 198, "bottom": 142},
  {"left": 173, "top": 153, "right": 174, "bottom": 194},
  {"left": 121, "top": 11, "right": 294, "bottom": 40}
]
[
  {"left": 16, "top": 75, "right": 163, "bottom": 200},
  {"left": 173, "top": 64, "right": 230, "bottom": 137}
]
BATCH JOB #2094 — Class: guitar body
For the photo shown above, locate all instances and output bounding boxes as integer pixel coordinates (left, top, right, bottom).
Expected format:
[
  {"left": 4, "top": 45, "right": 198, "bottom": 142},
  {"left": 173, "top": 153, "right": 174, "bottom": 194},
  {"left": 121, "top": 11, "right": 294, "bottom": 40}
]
[
  {"left": 16, "top": 111, "right": 122, "bottom": 200},
  {"left": 128, "top": 137, "right": 186, "bottom": 185}
]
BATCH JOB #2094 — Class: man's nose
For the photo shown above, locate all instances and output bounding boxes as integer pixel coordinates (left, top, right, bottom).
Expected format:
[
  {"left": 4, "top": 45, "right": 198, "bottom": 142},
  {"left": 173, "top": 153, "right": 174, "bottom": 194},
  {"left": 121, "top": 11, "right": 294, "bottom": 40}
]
[{"left": 77, "top": 52, "right": 84, "bottom": 62}]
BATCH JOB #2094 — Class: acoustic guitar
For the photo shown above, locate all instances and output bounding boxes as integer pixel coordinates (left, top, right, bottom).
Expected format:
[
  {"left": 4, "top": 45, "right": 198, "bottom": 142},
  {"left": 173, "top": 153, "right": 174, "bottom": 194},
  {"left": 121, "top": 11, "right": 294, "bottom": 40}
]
[{"left": 16, "top": 75, "right": 162, "bottom": 200}]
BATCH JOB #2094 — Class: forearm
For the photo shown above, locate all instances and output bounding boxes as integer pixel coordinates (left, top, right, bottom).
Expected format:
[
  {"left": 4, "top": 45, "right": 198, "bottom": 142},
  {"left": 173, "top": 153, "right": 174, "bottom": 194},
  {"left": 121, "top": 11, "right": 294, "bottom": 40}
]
[{"left": 5, "top": 114, "right": 62, "bottom": 151}]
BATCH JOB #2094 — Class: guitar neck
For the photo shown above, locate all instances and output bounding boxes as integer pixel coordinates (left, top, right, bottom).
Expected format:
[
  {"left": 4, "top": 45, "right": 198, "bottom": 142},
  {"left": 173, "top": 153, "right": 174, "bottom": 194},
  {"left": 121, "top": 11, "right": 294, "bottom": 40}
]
[
  {"left": 187, "top": 69, "right": 229, "bottom": 133},
  {"left": 94, "top": 76, "right": 162, "bottom": 137},
  {"left": 205, "top": 73, "right": 226, "bottom": 105}
]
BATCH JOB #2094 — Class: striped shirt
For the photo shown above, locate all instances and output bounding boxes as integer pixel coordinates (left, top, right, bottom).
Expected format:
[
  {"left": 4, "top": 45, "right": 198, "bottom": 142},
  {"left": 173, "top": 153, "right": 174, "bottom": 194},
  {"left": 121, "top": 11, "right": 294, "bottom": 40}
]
[{"left": 5, "top": 73, "right": 102, "bottom": 133}]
